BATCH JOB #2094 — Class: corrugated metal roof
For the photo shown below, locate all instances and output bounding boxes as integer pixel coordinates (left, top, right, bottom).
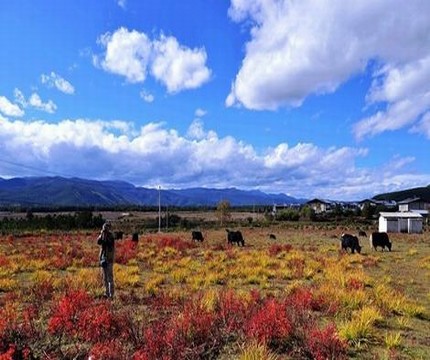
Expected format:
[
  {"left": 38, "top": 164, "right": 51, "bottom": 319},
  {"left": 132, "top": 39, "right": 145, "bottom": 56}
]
[{"left": 379, "top": 212, "right": 423, "bottom": 218}]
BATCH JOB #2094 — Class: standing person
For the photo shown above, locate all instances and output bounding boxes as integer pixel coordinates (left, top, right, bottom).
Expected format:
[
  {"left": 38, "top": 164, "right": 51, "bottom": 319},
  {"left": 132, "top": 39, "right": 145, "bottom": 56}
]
[{"left": 97, "top": 222, "right": 116, "bottom": 299}]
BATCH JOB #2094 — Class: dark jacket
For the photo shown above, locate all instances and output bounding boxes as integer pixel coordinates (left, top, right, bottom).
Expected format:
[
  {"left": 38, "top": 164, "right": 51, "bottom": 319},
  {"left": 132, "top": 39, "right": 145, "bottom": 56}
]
[{"left": 97, "top": 230, "right": 115, "bottom": 263}]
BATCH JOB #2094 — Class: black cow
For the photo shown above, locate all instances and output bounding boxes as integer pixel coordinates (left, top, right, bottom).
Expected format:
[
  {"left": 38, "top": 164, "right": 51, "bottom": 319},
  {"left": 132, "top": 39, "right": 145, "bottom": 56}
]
[
  {"left": 269, "top": 233, "right": 277, "bottom": 240},
  {"left": 226, "top": 229, "right": 245, "bottom": 246},
  {"left": 358, "top": 230, "right": 367, "bottom": 237},
  {"left": 131, "top": 232, "right": 139, "bottom": 242},
  {"left": 340, "top": 233, "right": 362, "bottom": 254},
  {"left": 192, "top": 231, "right": 204, "bottom": 242},
  {"left": 369, "top": 232, "right": 392, "bottom": 251}
]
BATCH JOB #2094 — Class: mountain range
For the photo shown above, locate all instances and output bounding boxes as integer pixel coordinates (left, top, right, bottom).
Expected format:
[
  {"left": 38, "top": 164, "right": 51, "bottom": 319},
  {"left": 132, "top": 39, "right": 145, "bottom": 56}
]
[
  {"left": 373, "top": 185, "right": 430, "bottom": 202},
  {"left": 0, "top": 176, "right": 305, "bottom": 207}
]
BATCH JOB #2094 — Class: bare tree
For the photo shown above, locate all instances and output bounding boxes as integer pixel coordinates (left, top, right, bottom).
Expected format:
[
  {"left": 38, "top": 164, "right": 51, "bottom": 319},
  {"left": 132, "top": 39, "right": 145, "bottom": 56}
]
[{"left": 216, "top": 200, "right": 231, "bottom": 226}]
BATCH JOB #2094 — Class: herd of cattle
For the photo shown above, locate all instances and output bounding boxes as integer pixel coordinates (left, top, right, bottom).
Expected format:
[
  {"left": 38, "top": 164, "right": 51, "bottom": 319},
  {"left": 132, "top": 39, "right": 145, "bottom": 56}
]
[
  {"left": 191, "top": 229, "right": 393, "bottom": 254},
  {"left": 192, "top": 229, "right": 246, "bottom": 246},
  {"left": 340, "top": 231, "right": 392, "bottom": 253}
]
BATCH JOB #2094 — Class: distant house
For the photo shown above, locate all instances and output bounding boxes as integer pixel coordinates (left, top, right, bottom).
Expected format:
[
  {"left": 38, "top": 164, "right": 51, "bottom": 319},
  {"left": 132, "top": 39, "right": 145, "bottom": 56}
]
[
  {"left": 398, "top": 197, "right": 429, "bottom": 212},
  {"left": 306, "top": 199, "right": 334, "bottom": 213},
  {"left": 359, "top": 199, "right": 397, "bottom": 210},
  {"left": 379, "top": 212, "right": 423, "bottom": 234}
]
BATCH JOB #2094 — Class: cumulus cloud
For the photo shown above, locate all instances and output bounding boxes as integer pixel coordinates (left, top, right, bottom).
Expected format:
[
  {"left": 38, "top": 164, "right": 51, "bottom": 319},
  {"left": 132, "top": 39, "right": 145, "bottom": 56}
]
[
  {"left": 28, "top": 93, "right": 56, "bottom": 113},
  {"left": 41, "top": 72, "right": 75, "bottom": 94},
  {"left": 14, "top": 90, "right": 57, "bottom": 114},
  {"left": 226, "top": 0, "right": 430, "bottom": 138},
  {"left": 1, "top": 116, "right": 427, "bottom": 200},
  {"left": 94, "top": 28, "right": 211, "bottom": 92},
  {"left": 151, "top": 35, "right": 211, "bottom": 93},
  {"left": 0, "top": 96, "right": 24, "bottom": 117},
  {"left": 95, "top": 27, "right": 152, "bottom": 83}
]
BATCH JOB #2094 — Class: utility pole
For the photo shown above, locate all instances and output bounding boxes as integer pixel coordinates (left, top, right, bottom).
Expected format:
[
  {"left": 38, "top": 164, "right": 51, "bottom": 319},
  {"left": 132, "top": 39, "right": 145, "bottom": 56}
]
[{"left": 158, "top": 185, "right": 161, "bottom": 233}]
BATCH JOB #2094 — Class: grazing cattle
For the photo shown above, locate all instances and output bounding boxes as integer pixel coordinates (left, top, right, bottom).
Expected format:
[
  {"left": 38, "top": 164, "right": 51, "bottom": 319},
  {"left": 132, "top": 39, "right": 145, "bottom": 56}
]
[
  {"left": 269, "top": 233, "right": 277, "bottom": 240},
  {"left": 192, "top": 231, "right": 204, "bottom": 242},
  {"left": 226, "top": 229, "right": 245, "bottom": 246},
  {"left": 114, "top": 231, "right": 124, "bottom": 240},
  {"left": 340, "top": 233, "right": 362, "bottom": 254},
  {"left": 369, "top": 232, "right": 392, "bottom": 251},
  {"left": 358, "top": 230, "right": 367, "bottom": 237}
]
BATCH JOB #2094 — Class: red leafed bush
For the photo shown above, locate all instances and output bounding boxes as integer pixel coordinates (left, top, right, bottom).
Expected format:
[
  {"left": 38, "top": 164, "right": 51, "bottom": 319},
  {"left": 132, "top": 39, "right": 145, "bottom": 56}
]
[
  {"left": 0, "top": 304, "right": 18, "bottom": 352},
  {"left": 116, "top": 240, "right": 138, "bottom": 265},
  {"left": 306, "top": 323, "right": 348, "bottom": 360},
  {"left": 267, "top": 244, "right": 293, "bottom": 256},
  {"left": 245, "top": 298, "right": 292, "bottom": 348},
  {"left": 88, "top": 339, "right": 126, "bottom": 360},
  {"left": 218, "top": 289, "right": 250, "bottom": 333},
  {"left": 138, "top": 299, "right": 220, "bottom": 359},
  {"left": 48, "top": 289, "right": 93, "bottom": 337},
  {"left": 346, "top": 277, "right": 365, "bottom": 290},
  {"left": 287, "top": 287, "right": 327, "bottom": 313},
  {"left": 0, "top": 344, "right": 15, "bottom": 360},
  {"left": 149, "top": 236, "right": 196, "bottom": 252},
  {"left": 78, "top": 303, "right": 118, "bottom": 343}
]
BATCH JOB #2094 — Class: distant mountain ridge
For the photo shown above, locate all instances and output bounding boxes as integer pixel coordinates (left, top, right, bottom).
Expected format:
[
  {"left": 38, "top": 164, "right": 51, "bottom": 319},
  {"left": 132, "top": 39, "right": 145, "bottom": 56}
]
[
  {"left": 0, "top": 176, "right": 304, "bottom": 207},
  {"left": 373, "top": 185, "right": 430, "bottom": 202}
]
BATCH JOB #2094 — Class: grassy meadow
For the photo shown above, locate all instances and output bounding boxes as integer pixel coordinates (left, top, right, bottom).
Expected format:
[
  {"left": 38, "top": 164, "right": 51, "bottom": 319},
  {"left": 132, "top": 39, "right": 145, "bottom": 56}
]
[{"left": 0, "top": 221, "right": 429, "bottom": 359}]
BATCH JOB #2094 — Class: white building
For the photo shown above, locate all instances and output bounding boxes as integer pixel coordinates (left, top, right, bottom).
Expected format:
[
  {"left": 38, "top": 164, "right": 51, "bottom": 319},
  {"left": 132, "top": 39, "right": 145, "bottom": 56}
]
[{"left": 379, "top": 212, "right": 423, "bottom": 234}]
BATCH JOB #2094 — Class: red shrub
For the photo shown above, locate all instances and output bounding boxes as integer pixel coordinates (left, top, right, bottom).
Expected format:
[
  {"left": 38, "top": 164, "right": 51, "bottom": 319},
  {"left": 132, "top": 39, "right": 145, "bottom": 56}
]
[
  {"left": 88, "top": 339, "right": 126, "bottom": 360},
  {"left": 268, "top": 244, "right": 293, "bottom": 257},
  {"left": 245, "top": 298, "right": 291, "bottom": 348},
  {"left": 218, "top": 290, "right": 250, "bottom": 333},
  {"left": 156, "top": 236, "right": 196, "bottom": 252},
  {"left": 0, "top": 304, "right": 18, "bottom": 351},
  {"left": 116, "top": 240, "right": 138, "bottom": 265},
  {"left": 78, "top": 303, "right": 118, "bottom": 343},
  {"left": 307, "top": 323, "right": 348, "bottom": 360},
  {"left": 0, "top": 344, "right": 15, "bottom": 360},
  {"left": 347, "top": 277, "right": 365, "bottom": 290},
  {"left": 48, "top": 289, "right": 93, "bottom": 337}
]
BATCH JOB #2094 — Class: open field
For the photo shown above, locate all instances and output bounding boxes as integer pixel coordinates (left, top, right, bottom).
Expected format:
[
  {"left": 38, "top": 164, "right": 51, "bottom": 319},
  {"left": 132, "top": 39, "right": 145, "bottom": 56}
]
[{"left": 0, "top": 224, "right": 429, "bottom": 359}]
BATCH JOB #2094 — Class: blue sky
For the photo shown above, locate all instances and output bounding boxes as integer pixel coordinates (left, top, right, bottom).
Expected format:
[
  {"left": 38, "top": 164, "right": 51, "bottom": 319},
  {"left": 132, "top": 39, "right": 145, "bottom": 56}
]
[{"left": 1, "top": 0, "right": 430, "bottom": 201}]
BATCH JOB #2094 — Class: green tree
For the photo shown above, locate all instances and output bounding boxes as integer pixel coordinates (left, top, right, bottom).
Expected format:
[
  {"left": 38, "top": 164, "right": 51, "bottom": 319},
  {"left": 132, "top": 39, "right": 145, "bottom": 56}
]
[
  {"left": 300, "top": 205, "right": 316, "bottom": 221},
  {"left": 276, "top": 208, "right": 300, "bottom": 221}
]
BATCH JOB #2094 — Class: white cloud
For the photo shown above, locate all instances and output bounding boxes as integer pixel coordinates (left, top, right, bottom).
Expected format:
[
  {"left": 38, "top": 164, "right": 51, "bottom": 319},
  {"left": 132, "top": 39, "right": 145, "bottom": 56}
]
[
  {"left": 151, "top": 35, "right": 211, "bottom": 93},
  {"left": 95, "top": 28, "right": 211, "bottom": 92},
  {"left": 13, "top": 89, "right": 57, "bottom": 114},
  {"left": 187, "top": 119, "right": 206, "bottom": 140},
  {"left": 0, "top": 96, "right": 24, "bottom": 117},
  {"left": 410, "top": 112, "right": 430, "bottom": 139},
  {"left": 354, "top": 56, "right": 430, "bottom": 139},
  {"left": 41, "top": 72, "right": 75, "bottom": 94},
  {"left": 28, "top": 93, "right": 57, "bottom": 114},
  {"left": 117, "top": 0, "right": 126, "bottom": 9},
  {"left": 195, "top": 108, "right": 207, "bottom": 117},
  {"left": 1, "top": 116, "right": 427, "bottom": 200},
  {"left": 226, "top": 0, "right": 430, "bottom": 138},
  {"left": 95, "top": 27, "right": 152, "bottom": 83},
  {"left": 140, "top": 90, "right": 154, "bottom": 103}
]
